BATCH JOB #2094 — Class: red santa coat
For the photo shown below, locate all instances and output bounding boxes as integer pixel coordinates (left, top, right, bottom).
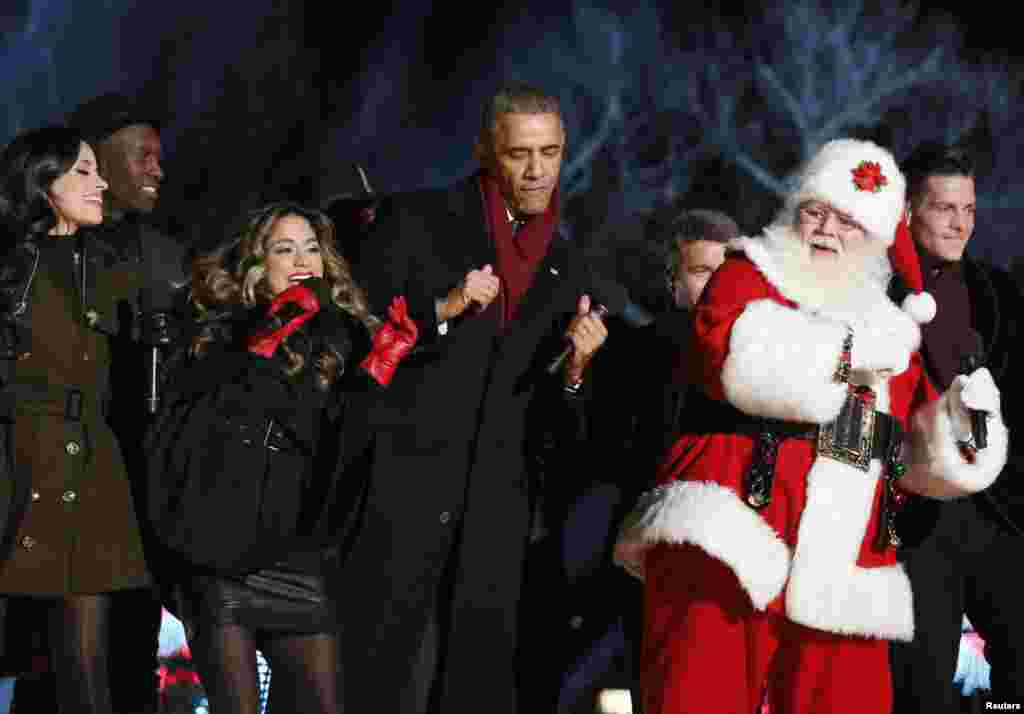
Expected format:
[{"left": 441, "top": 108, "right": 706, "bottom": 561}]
[{"left": 616, "top": 235, "right": 1008, "bottom": 641}]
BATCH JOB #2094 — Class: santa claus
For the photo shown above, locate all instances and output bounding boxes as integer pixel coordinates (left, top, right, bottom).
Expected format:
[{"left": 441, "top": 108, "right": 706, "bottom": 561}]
[{"left": 615, "top": 139, "right": 1008, "bottom": 714}]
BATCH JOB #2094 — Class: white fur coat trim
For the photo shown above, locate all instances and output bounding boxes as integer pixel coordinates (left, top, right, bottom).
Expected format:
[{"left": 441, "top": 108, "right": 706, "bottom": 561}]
[
  {"left": 722, "top": 235, "right": 918, "bottom": 423},
  {"left": 900, "top": 388, "right": 1008, "bottom": 499},
  {"left": 721, "top": 298, "right": 850, "bottom": 424},
  {"left": 785, "top": 457, "right": 914, "bottom": 641},
  {"left": 613, "top": 481, "right": 791, "bottom": 610}
]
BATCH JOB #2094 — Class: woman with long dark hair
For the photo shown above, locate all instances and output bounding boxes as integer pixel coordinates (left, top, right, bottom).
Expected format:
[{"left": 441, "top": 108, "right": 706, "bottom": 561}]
[
  {"left": 145, "top": 201, "right": 417, "bottom": 713},
  {"left": 0, "top": 126, "right": 153, "bottom": 713}
]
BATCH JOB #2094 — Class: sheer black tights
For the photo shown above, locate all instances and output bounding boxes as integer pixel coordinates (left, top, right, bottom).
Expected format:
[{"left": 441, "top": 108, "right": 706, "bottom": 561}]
[
  {"left": 190, "top": 624, "right": 338, "bottom": 714},
  {"left": 263, "top": 632, "right": 338, "bottom": 714},
  {"left": 48, "top": 594, "right": 114, "bottom": 714}
]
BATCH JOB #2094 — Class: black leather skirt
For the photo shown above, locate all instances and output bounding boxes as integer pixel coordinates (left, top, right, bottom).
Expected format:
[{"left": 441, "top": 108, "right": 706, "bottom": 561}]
[{"left": 184, "top": 563, "right": 336, "bottom": 638}]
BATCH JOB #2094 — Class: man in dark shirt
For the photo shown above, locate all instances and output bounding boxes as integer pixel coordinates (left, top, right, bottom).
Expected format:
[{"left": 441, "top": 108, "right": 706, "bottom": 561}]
[
  {"left": 561, "top": 207, "right": 740, "bottom": 714},
  {"left": 68, "top": 93, "right": 187, "bottom": 714},
  {"left": 890, "top": 142, "right": 1023, "bottom": 711}
]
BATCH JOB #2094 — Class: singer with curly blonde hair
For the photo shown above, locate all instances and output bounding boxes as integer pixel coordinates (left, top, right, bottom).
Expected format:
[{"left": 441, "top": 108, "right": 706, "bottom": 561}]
[{"left": 146, "top": 201, "right": 417, "bottom": 714}]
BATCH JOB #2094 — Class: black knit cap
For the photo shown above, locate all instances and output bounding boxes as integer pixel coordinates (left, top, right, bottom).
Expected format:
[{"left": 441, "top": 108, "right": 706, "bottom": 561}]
[
  {"left": 67, "top": 93, "right": 163, "bottom": 144},
  {"left": 321, "top": 164, "right": 375, "bottom": 209}
]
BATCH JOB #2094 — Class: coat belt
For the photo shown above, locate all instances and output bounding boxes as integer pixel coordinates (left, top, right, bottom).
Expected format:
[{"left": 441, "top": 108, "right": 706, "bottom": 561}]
[{"left": 2, "top": 379, "right": 87, "bottom": 421}]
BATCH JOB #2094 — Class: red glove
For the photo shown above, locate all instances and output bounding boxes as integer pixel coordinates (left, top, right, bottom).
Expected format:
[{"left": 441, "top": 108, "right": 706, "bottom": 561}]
[
  {"left": 361, "top": 296, "right": 419, "bottom": 386},
  {"left": 246, "top": 283, "right": 321, "bottom": 358}
]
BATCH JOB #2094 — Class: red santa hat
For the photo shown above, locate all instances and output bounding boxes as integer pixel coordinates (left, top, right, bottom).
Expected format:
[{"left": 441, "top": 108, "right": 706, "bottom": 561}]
[
  {"left": 785, "top": 138, "right": 906, "bottom": 245},
  {"left": 888, "top": 216, "right": 937, "bottom": 324}
]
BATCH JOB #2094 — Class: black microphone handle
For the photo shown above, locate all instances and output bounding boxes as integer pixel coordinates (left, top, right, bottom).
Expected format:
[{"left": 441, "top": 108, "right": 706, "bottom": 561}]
[
  {"left": 546, "top": 344, "right": 575, "bottom": 376},
  {"left": 959, "top": 353, "right": 988, "bottom": 450},
  {"left": 275, "top": 303, "right": 307, "bottom": 323},
  {"left": 271, "top": 278, "right": 330, "bottom": 324},
  {"left": 545, "top": 304, "right": 609, "bottom": 375},
  {"left": 972, "top": 409, "right": 988, "bottom": 450}
]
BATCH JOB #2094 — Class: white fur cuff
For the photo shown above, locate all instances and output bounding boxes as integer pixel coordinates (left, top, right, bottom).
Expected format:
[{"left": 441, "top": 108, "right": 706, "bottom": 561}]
[
  {"left": 900, "top": 388, "right": 1008, "bottom": 499},
  {"left": 721, "top": 299, "right": 849, "bottom": 424},
  {"left": 614, "top": 481, "right": 791, "bottom": 610}
]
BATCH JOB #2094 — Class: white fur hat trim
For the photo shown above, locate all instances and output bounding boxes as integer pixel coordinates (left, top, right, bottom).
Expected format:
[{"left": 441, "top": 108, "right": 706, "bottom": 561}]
[{"left": 787, "top": 138, "right": 906, "bottom": 245}]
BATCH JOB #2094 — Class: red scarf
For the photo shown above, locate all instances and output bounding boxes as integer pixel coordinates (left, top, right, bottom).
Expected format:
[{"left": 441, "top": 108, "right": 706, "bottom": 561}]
[{"left": 480, "top": 173, "right": 559, "bottom": 325}]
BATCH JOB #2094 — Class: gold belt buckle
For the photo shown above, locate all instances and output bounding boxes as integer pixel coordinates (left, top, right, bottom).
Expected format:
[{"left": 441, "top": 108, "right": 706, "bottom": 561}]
[{"left": 817, "top": 385, "right": 876, "bottom": 472}]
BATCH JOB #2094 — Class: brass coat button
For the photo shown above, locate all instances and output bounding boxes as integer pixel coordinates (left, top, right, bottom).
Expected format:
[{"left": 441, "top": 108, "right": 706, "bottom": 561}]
[
  {"left": 20, "top": 535, "right": 35, "bottom": 551},
  {"left": 65, "top": 441, "right": 81, "bottom": 456},
  {"left": 31, "top": 491, "right": 41, "bottom": 502},
  {"left": 62, "top": 491, "right": 77, "bottom": 504}
]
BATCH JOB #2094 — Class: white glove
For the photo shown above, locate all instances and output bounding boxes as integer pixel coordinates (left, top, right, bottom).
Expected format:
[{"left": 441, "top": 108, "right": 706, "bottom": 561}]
[
  {"left": 849, "top": 327, "right": 912, "bottom": 375},
  {"left": 948, "top": 367, "right": 1001, "bottom": 441}
]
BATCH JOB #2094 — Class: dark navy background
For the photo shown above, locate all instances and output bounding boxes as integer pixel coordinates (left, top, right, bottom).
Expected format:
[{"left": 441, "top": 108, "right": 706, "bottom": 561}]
[{"left": 3, "top": 0, "right": 1022, "bottom": 279}]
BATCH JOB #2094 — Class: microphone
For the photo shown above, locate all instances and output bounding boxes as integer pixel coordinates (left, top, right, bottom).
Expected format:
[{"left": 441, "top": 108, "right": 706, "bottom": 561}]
[
  {"left": 546, "top": 303, "right": 610, "bottom": 375},
  {"left": 274, "top": 277, "right": 332, "bottom": 322},
  {"left": 140, "top": 280, "right": 180, "bottom": 415},
  {"left": 543, "top": 274, "right": 657, "bottom": 376},
  {"left": 959, "top": 331, "right": 988, "bottom": 450},
  {"left": 268, "top": 278, "right": 335, "bottom": 325},
  {"left": 269, "top": 278, "right": 346, "bottom": 359},
  {"left": 587, "top": 270, "right": 655, "bottom": 329}
]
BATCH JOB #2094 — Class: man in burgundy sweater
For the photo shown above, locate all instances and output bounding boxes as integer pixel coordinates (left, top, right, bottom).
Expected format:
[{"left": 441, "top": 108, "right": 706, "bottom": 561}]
[{"left": 890, "top": 142, "right": 1024, "bottom": 711}]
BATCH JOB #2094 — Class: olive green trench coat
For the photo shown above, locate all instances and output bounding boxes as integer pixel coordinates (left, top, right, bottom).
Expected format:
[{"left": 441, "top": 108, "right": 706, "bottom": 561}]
[{"left": 0, "top": 236, "right": 150, "bottom": 595}]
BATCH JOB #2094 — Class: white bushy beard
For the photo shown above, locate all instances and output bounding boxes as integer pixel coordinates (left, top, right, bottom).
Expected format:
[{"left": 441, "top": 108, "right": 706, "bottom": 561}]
[{"left": 761, "top": 222, "right": 891, "bottom": 315}]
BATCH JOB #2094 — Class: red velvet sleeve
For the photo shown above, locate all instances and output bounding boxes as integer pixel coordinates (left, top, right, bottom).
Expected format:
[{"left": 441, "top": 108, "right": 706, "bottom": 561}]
[{"left": 689, "top": 255, "right": 776, "bottom": 403}]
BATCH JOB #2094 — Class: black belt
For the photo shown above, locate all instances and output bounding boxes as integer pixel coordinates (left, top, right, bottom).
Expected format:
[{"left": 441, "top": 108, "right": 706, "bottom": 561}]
[
  {"left": 869, "top": 410, "right": 903, "bottom": 461},
  {"left": 263, "top": 418, "right": 304, "bottom": 455},
  {"left": 705, "top": 411, "right": 902, "bottom": 510},
  {"left": 683, "top": 391, "right": 906, "bottom": 547},
  {"left": 681, "top": 392, "right": 904, "bottom": 508},
  {"left": 2, "top": 380, "right": 85, "bottom": 421},
  {"left": 699, "top": 409, "right": 901, "bottom": 456}
]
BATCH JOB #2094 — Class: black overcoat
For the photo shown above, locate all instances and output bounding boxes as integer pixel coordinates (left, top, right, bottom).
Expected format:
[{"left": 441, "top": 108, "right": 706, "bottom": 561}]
[
  {"left": 144, "top": 306, "right": 375, "bottom": 576},
  {"left": 898, "top": 254, "right": 1024, "bottom": 536},
  {"left": 339, "top": 174, "right": 595, "bottom": 713},
  {"left": 961, "top": 257, "right": 1023, "bottom": 533},
  {"left": 527, "top": 308, "right": 696, "bottom": 712}
]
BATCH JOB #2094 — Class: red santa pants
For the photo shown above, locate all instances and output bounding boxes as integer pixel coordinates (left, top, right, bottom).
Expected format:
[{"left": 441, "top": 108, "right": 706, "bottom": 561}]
[{"left": 642, "top": 543, "right": 892, "bottom": 714}]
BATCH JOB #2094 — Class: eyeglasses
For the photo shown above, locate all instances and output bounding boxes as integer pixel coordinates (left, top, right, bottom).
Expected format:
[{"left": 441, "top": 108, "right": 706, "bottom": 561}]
[{"left": 798, "top": 203, "right": 864, "bottom": 235}]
